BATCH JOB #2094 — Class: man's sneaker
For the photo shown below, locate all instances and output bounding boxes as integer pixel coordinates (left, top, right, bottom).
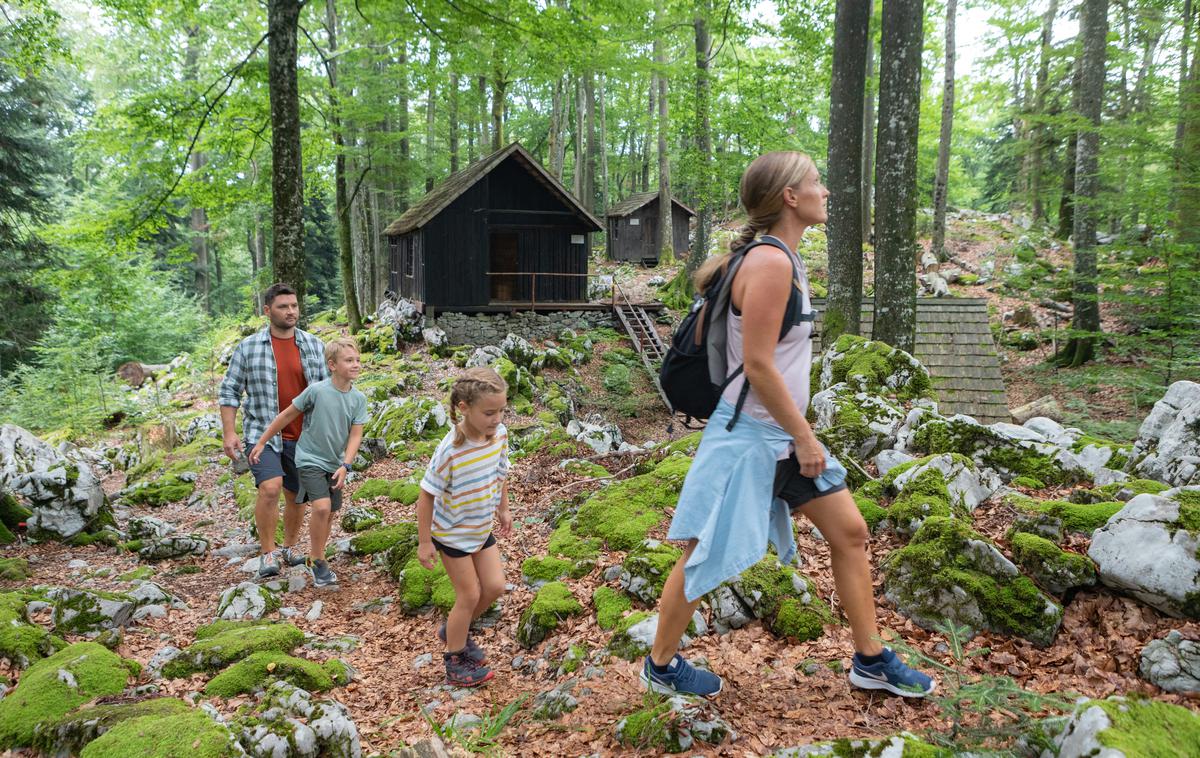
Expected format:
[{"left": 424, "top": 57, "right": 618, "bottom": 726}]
[
  {"left": 640, "top": 654, "right": 723, "bottom": 697},
  {"left": 444, "top": 651, "right": 493, "bottom": 687},
  {"left": 438, "top": 622, "right": 486, "bottom": 664},
  {"left": 849, "top": 648, "right": 936, "bottom": 697},
  {"left": 256, "top": 551, "right": 281, "bottom": 580},
  {"left": 307, "top": 558, "right": 338, "bottom": 587},
  {"left": 280, "top": 545, "right": 306, "bottom": 567}
]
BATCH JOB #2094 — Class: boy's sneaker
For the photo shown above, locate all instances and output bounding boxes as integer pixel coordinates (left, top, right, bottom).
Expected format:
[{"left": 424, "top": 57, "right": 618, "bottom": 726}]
[
  {"left": 444, "top": 651, "right": 493, "bottom": 687},
  {"left": 641, "top": 654, "right": 722, "bottom": 697},
  {"left": 280, "top": 545, "right": 306, "bottom": 567},
  {"left": 307, "top": 558, "right": 338, "bottom": 587},
  {"left": 849, "top": 648, "right": 936, "bottom": 697},
  {"left": 255, "top": 551, "right": 281, "bottom": 580},
  {"left": 437, "top": 622, "right": 486, "bottom": 664}
]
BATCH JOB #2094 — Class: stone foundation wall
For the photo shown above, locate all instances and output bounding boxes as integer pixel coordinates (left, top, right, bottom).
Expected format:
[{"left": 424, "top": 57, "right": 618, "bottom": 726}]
[{"left": 431, "top": 310, "right": 616, "bottom": 346}]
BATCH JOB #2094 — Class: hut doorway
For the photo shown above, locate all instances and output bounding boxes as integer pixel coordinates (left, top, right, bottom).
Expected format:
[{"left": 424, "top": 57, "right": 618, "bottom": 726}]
[{"left": 489, "top": 231, "right": 519, "bottom": 301}]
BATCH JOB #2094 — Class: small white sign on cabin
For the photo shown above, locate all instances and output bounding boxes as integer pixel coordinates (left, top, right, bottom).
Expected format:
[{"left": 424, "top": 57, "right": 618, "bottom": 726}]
[
  {"left": 571, "top": 234, "right": 586, "bottom": 244},
  {"left": 629, "top": 218, "right": 640, "bottom": 226}
]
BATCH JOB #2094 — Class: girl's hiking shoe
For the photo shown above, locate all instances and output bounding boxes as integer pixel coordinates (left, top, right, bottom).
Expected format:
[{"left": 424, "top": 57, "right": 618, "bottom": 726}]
[
  {"left": 307, "top": 558, "right": 338, "bottom": 587},
  {"left": 848, "top": 648, "right": 936, "bottom": 697},
  {"left": 445, "top": 651, "right": 493, "bottom": 687},
  {"left": 438, "top": 622, "right": 486, "bottom": 664},
  {"left": 641, "top": 654, "right": 723, "bottom": 697}
]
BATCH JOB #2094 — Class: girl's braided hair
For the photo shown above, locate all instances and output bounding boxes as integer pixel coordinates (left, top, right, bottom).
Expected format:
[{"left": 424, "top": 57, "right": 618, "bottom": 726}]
[{"left": 448, "top": 366, "right": 508, "bottom": 446}]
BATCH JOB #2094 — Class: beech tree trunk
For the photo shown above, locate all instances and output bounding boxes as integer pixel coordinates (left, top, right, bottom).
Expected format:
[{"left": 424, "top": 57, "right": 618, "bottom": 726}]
[
  {"left": 871, "top": 0, "right": 925, "bottom": 354},
  {"left": 655, "top": 0, "right": 673, "bottom": 262},
  {"left": 583, "top": 71, "right": 597, "bottom": 212},
  {"left": 1057, "top": 53, "right": 1083, "bottom": 240},
  {"left": 930, "top": 0, "right": 956, "bottom": 262},
  {"left": 1178, "top": 6, "right": 1200, "bottom": 244},
  {"left": 449, "top": 68, "right": 460, "bottom": 173},
  {"left": 184, "top": 27, "right": 210, "bottom": 314},
  {"left": 862, "top": 0, "right": 877, "bottom": 242},
  {"left": 491, "top": 63, "right": 506, "bottom": 151},
  {"left": 689, "top": 3, "right": 713, "bottom": 278},
  {"left": 825, "top": 0, "right": 871, "bottom": 343},
  {"left": 1029, "top": 0, "right": 1059, "bottom": 223},
  {"left": 425, "top": 43, "right": 437, "bottom": 193},
  {"left": 1058, "top": 0, "right": 1109, "bottom": 367},
  {"left": 268, "top": 0, "right": 306, "bottom": 310},
  {"left": 549, "top": 76, "right": 566, "bottom": 179},
  {"left": 598, "top": 73, "right": 609, "bottom": 215},
  {"left": 324, "top": 0, "right": 361, "bottom": 333}
]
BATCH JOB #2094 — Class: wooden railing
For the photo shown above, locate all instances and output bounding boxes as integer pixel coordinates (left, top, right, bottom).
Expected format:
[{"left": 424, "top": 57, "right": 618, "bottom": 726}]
[{"left": 483, "top": 271, "right": 614, "bottom": 308}]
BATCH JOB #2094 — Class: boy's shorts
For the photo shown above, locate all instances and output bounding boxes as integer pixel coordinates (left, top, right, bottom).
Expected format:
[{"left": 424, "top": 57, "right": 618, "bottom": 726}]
[
  {"left": 295, "top": 466, "right": 344, "bottom": 512},
  {"left": 773, "top": 454, "right": 847, "bottom": 512},
  {"left": 433, "top": 533, "right": 496, "bottom": 559},
  {"left": 245, "top": 439, "right": 299, "bottom": 493}
]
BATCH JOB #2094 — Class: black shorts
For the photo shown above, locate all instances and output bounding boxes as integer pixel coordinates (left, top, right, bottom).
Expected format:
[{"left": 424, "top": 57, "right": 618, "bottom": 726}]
[
  {"left": 295, "top": 466, "right": 344, "bottom": 512},
  {"left": 245, "top": 439, "right": 299, "bottom": 494},
  {"left": 433, "top": 533, "right": 497, "bottom": 559},
  {"left": 773, "top": 454, "right": 847, "bottom": 511}
]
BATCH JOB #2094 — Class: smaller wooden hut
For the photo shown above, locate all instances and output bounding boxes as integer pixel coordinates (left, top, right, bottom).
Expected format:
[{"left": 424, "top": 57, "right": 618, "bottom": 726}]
[{"left": 606, "top": 192, "right": 695, "bottom": 265}]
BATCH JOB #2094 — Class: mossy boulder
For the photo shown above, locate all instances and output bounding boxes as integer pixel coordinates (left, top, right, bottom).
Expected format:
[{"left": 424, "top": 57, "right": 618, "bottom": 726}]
[
  {"left": 619, "top": 541, "right": 682, "bottom": 604},
  {"left": 572, "top": 454, "right": 690, "bottom": 550},
  {"left": 1009, "top": 532, "right": 1097, "bottom": 596},
  {"left": 1051, "top": 696, "right": 1200, "bottom": 758},
  {"left": 614, "top": 693, "right": 734, "bottom": 753},
  {"left": 813, "top": 334, "right": 935, "bottom": 401},
  {"left": 32, "top": 697, "right": 192, "bottom": 757},
  {"left": 593, "top": 586, "right": 633, "bottom": 630},
  {"left": 853, "top": 491, "right": 888, "bottom": 533},
  {"left": 0, "top": 491, "right": 31, "bottom": 544},
  {"left": 1072, "top": 478, "right": 1168, "bottom": 504},
  {"left": 351, "top": 477, "right": 421, "bottom": 505},
  {"left": 606, "top": 611, "right": 659, "bottom": 660},
  {"left": 122, "top": 475, "right": 196, "bottom": 507},
  {"left": 561, "top": 458, "right": 611, "bottom": 478},
  {"left": 910, "top": 414, "right": 1080, "bottom": 486},
  {"left": 339, "top": 505, "right": 383, "bottom": 532},
  {"left": 727, "top": 557, "right": 833, "bottom": 641},
  {"left": 161, "top": 621, "right": 304, "bottom": 679},
  {"left": 350, "top": 521, "right": 418, "bottom": 556},
  {"left": 883, "top": 517, "right": 1064, "bottom": 646},
  {"left": 0, "top": 557, "right": 29, "bottom": 581},
  {"left": 776, "top": 733, "right": 948, "bottom": 756},
  {"left": 810, "top": 383, "right": 906, "bottom": 463},
  {"left": 203, "top": 651, "right": 349, "bottom": 697},
  {"left": 1006, "top": 493, "right": 1125, "bottom": 534},
  {"left": 0, "top": 642, "right": 134, "bottom": 749},
  {"left": 215, "top": 582, "right": 281, "bottom": 621},
  {"left": 884, "top": 467, "right": 967, "bottom": 538},
  {"left": 517, "top": 582, "right": 583, "bottom": 648},
  {"left": 883, "top": 452, "right": 998, "bottom": 511},
  {"left": 394, "top": 557, "right": 456, "bottom": 614},
  {"left": 362, "top": 396, "right": 449, "bottom": 452},
  {"left": 237, "top": 680, "right": 362, "bottom": 758},
  {"left": 50, "top": 588, "right": 138, "bottom": 635},
  {"left": 0, "top": 591, "right": 65, "bottom": 668},
  {"left": 522, "top": 522, "right": 600, "bottom": 586},
  {"left": 79, "top": 704, "right": 242, "bottom": 757},
  {"left": 522, "top": 556, "right": 574, "bottom": 587}
]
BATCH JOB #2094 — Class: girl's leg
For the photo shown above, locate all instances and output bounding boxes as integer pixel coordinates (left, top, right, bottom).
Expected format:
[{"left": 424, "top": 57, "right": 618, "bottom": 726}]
[
  {"left": 469, "top": 543, "right": 506, "bottom": 620},
  {"left": 439, "top": 552, "right": 481, "bottom": 651},
  {"left": 798, "top": 488, "right": 883, "bottom": 656},
  {"left": 307, "top": 498, "right": 332, "bottom": 560},
  {"left": 649, "top": 539, "right": 702, "bottom": 666}
]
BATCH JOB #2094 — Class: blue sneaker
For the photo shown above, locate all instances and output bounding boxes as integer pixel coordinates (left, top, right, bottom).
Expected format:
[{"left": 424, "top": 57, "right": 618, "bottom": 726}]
[
  {"left": 640, "top": 654, "right": 723, "bottom": 697},
  {"left": 849, "top": 648, "right": 936, "bottom": 697}
]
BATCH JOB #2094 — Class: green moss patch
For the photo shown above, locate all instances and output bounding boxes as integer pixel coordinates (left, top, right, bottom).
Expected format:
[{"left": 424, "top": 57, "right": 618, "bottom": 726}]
[
  {"left": 33, "top": 697, "right": 191, "bottom": 756},
  {"left": 0, "top": 558, "right": 29, "bottom": 581},
  {"left": 0, "top": 592, "right": 65, "bottom": 669},
  {"left": 886, "top": 467, "right": 966, "bottom": 537},
  {"left": 0, "top": 642, "right": 133, "bottom": 749},
  {"left": 573, "top": 455, "right": 690, "bottom": 550},
  {"left": 203, "top": 651, "right": 346, "bottom": 697},
  {"left": 362, "top": 397, "right": 449, "bottom": 452},
  {"left": 854, "top": 492, "right": 888, "bottom": 533},
  {"left": 816, "top": 335, "right": 935, "bottom": 401},
  {"left": 79, "top": 705, "right": 241, "bottom": 758},
  {"left": 1072, "top": 435, "right": 1132, "bottom": 470},
  {"left": 394, "top": 557, "right": 455, "bottom": 614},
  {"left": 734, "top": 557, "right": 832, "bottom": 641},
  {"left": 606, "top": 611, "right": 656, "bottom": 661},
  {"left": 1091, "top": 697, "right": 1200, "bottom": 758},
  {"left": 911, "top": 418, "right": 1073, "bottom": 485},
  {"left": 351, "top": 478, "right": 421, "bottom": 504},
  {"left": 593, "top": 586, "right": 632, "bottom": 630},
  {"left": 620, "top": 542, "right": 682, "bottom": 604},
  {"left": 0, "top": 493, "right": 31, "bottom": 543},
  {"left": 1009, "top": 532, "right": 1096, "bottom": 596},
  {"left": 118, "top": 566, "right": 155, "bottom": 582},
  {"left": 522, "top": 556, "right": 574, "bottom": 584},
  {"left": 162, "top": 621, "right": 304, "bottom": 679},
  {"left": 1008, "top": 493, "right": 1125, "bottom": 534},
  {"left": 517, "top": 582, "right": 583, "bottom": 648},
  {"left": 350, "top": 521, "right": 418, "bottom": 556}
]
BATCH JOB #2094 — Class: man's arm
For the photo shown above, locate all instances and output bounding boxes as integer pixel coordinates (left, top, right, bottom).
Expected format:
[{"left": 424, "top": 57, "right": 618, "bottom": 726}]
[{"left": 218, "top": 344, "right": 246, "bottom": 461}]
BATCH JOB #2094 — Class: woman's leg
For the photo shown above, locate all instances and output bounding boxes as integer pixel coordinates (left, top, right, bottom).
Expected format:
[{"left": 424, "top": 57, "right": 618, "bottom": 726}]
[
  {"left": 469, "top": 543, "right": 506, "bottom": 620},
  {"left": 650, "top": 539, "right": 702, "bottom": 666},
  {"left": 439, "top": 552, "right": 481, "bottom": 651},
  {"left": 797, "top": 489, "right": 884, "bottom": 656}
]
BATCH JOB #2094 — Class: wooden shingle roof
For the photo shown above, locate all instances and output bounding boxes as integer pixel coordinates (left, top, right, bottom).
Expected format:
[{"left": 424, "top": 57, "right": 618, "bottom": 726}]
[
  {"left": 383, "top": 142, "right": 602, "bottom": 236},
  {"left": 606, "top": 191, "right": 697, "bottom": 219},
  {"left": 810, "top": 298, "right": 1010, "bottom": 424}
]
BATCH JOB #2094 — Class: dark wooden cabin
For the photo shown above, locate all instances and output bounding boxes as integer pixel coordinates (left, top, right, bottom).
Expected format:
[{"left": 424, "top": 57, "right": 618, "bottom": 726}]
[
  {"left": 383, "top": 142, "right": 603, "bottom": 312},
  {"left": 605, "top": 191, "right": 695, "bottom": 264}
]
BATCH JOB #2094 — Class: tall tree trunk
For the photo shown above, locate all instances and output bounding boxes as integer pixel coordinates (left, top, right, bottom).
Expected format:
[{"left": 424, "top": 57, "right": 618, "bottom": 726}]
[
  {"left": 549, "top": 76, "right": 566, "bottom": 179},
  {"left": 930, "top": 0, "right": 957, "bottom": 262},
  {"left": 1057, "top": 53, "right": 1084, "bottom": 239},
  {"left": 324, "top": 0, "right": 361, "bottom": 332},
  {"left": 583, "top": 72, "right": 597, "bottom": 212},
  {"left": 872, "top": 0, "right": 925, "bottom": 354},
  {"left": 425, "top": 42, "right": 438, "bottom": 193},
  {"left": 268, "top": 0, "right": 306, "bottom": 309},
  {"left": 574, "top": 77, "right": 585, "bottom": 198},
  {"left": 688, "top": 2, "right": 713, "bottom": 278},
  {"left": 655, "top": 0, "right": 673, "bottom": 262},
  {"left": 598, "top": 73, "right": 609, "bottom": 215},
  {"left": 449, "top": 68, "right": 460, "bottom": 173},
  {"left": 643, "top": 75, "right": 654, "bottom": 192},
  {"left": 490, "top": 62, "right": 506, "bottom": 151},
  {"left": 1174, "top": 0, "right": 1195, "bottom": 195},
  {"left": 477, "top": 75, "right": 489, "bottom": 154},
  {"left": 862, "top": 0, "right": 877, "bottom": 242},
  {"left": 398, "top": 48, "right": 410, "bottom": 209},
  {"left": 825, "top": 0, "right": 871, "bottom": 343},
  {"left": 184, "top": 26, "right": 210, "bottom": 314},
  {"left": 1030, "top": 0, "right": 1059, "bottom": 223},
  {"left": 1058, "top": 0, "right": 1109, "bottom": 367},
  {"left": 1178, "top": 8, "right": 1200, "bottom": 244}
]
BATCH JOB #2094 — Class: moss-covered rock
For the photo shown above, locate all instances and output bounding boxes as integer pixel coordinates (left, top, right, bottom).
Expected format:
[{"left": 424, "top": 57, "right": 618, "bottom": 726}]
[
  {"left": 339, "top": 505, "right": 383, "bottom": 532},
  {"left": 0, "top": 492, "right": 31, "bottom": 544},
  {"left": 0, "top": 558, "right": 29, "bottom": 581},
  {"left": 883, "top": 517, "right": 1063, "bottom": 646},
  {"left": 911, "top": 415, "right": 1078, "bottom": 486},
  {"left": 161, "top": 621, "right": 304, "bottom": 679},
  {"left": 1072, "top": 478, "right": 1169, "bottom": 504},
  {"left": 349, "top": 521, "right": 418, "bottom": 555},
  {"left": 813, "top": 335, "right": 935, "bottom": 401},
  {"left": 1053, "top": 696, "right": 1200, "bottom": 758},
  {"left": 79, "top": 704, "right": 242, "bottom": 757},
  {"left": 561, "top": 458, "right": 611, "bottom": 478},
  {"left": 517, "top": 582, "right": 583, "bottom": 648},
  {"left": 1071, "top": 435, "right": 1133, "bottom": 471},
  {"left": 614, "top": 693, "right": 734, "bottom": 753},
  {"left": 572, "top": 455, "right": 690, "bottom": 550},
  {"left": 122, "top": 475, "right": 196, "bottom": 507},
  {"left": 619, "top": 541, "right": 682, "bottom": 604},
  {"left": 853, "top": 491, "right": 888, "bottom": 533},
  {"left": 32, "top": 697, "right": 192, "bottom": 756},
  {"left": 884, "top": 467, "right": 967, "bottom": 537},
  {"left": 593, "top": 586, "right": 633, "bottom": 630},
  {"left": 0, "top": 642, "right": 133, "bottom": 749},
  {"left": 362, "top": 396, "right": 449, "bottom": 452},
  {"left": 606, "top": 611, "right": 657, "bottom": 660},
  {"left": 393, "top": 557, "right": 455, "bottom": 614},
  {"left": 810, "top": 384, "right": 906, "bottom": 464},
  {"left": 203, "top": 651, "right": 348, "bottom": 697},
  {"left": 1007, "top": 493, "right": 1125, "bottom": 534},
  {"left": 1009, "top": 532, "right": 1096, "bottom": 596},
  {"left": 50, "top": 588, "right": 138, "bottom": 635},
  {"left": 351, "top": 477, "right": 421, "bottom": 505},
  {"left": 0, "top": 591, "right": 65, "bottom": 668},
  {"left": 777, "top": 733, "right": 949, "bottom": 756},
  {"left": 729, "top": 557, "right": 832, "bottom": 641},
  {"left": 522, "top": 556, "right": 574, "bottom": 586}
]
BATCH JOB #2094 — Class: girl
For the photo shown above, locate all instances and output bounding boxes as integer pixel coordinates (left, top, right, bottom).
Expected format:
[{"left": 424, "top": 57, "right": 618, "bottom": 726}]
[
  {"left": 417, "top": 366, "right": 513, "bottom": 687},
  {"left": 643, "top": 152, "right": 935, "bottom": 698}
]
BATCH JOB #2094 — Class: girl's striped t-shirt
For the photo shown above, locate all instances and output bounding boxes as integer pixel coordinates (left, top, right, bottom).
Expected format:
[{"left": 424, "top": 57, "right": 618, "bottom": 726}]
[{"left": 420, "top": 424, "right": 509, "bottom": 552}]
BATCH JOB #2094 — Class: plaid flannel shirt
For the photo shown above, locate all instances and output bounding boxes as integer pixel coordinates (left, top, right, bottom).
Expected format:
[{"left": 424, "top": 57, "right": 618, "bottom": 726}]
[{"left": 218, "top": 327, "right": 329, "bottom": 453}]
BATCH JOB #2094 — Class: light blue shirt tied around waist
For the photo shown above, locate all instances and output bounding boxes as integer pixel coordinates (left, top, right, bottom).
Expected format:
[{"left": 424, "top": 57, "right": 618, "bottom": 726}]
[{"left": 666, "top": 398, "right": 847, "bottom": 602}]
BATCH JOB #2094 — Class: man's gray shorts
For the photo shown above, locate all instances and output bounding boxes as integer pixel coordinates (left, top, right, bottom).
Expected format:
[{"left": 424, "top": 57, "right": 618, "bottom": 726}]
[{"left": 295, "top": 466, "right": 344, "bottom": 512}]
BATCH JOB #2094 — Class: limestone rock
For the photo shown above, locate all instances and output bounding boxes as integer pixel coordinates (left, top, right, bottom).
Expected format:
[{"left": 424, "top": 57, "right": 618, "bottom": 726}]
[
  {"left": 238, "top": 681, "right": 361, "bottom": 758},
  {"left": 1012, "top": 397, "right": 1064, "bottom": 425},
  {"left": 0, "top": 424, "right": 111, "bottom": 541},
  {"left": 49, "top": 588, "right": 137, "bottom": 635},
  {"left": 886, "top": 453, "right": 1001, "bottom": 513},
  {"left": 1132, "top": 381, "right": 1200, "bottom": 487},
  {"left": 810, "top": 384, "right": 905, "bottom": 461},
  {"left": 465, "top": 345, "right": 504, "bottom": 368},
  {"left": 1052, "top": 697, "right": 1200, "bottom": 758},
  {"left": 614, "top": 693, "right": 734, "bottom": 752},
  {"left": 140, "top": 534, "right": 209, "bottom": 561},
  {"left": 128, "top": 515, "right": 175, "bottom": 541},
  {"left": 217, "top": 582, "right": 281, "bottom": 621},
  {"left": 566, "top": 414, "right": 632, "bottom": 456},
  {"left": 1140, "top": 630, "right": 1200, "bottom": 694},
  {"left": 531, "top": 680, "right": 580, "bottom": 720}
]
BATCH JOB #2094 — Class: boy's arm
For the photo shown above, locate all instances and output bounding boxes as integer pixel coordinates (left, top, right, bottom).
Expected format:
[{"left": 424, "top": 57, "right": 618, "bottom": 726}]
[
  {"left": 331, "top": 424, "right": 364, "bottom": 489},
  {"left": 416, "top": 489, "right": 437, "bottom": 568},
  {"left": 248, "top": 405, "right": 303, "bottom": 461}
]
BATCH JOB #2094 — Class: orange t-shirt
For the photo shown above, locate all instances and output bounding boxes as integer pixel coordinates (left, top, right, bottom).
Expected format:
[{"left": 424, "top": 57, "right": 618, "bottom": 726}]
[{"left": 271, "top": 334, "right": 307, "bottom": 440}]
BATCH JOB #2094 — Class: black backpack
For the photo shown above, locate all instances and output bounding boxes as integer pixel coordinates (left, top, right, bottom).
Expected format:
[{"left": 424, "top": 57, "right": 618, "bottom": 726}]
[{"left": 658, "top": 237, "right": 813, "bottom": 431}]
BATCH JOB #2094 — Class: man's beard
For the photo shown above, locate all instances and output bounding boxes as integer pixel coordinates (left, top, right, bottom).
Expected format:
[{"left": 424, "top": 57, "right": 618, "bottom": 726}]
[{"left": 270, "top": 315, "right": 296, "bottom": 331}]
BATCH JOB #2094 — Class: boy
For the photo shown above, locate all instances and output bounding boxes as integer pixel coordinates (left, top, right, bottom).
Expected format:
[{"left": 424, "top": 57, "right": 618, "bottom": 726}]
[{"left": 250, "top": 337, "right": 368, "bottom": 586}]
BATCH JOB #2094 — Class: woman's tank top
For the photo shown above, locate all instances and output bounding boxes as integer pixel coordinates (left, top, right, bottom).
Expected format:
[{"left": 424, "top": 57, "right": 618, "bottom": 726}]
[{"left": 720, "top": 236, "right": 815, "bottom": 452}]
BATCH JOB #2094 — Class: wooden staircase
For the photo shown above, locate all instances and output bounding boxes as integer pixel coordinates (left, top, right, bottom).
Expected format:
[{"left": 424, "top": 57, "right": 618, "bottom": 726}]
[{"left": 612, "top": 284, "right": 671, "bottom": 410}]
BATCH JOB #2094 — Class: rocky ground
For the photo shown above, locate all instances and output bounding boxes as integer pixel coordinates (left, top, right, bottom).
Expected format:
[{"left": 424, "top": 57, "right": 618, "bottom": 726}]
[{"left": 2, "top": 217, "right": 1200, "bottom": 757}]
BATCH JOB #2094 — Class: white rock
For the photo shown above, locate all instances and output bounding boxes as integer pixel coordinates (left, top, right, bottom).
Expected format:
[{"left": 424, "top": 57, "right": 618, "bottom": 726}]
[
  {"left": 306, "top": 601, "right": 324, "bottom": 622},
  {"left": 874, "top": 450, "right": 915, "bottom": 477}
]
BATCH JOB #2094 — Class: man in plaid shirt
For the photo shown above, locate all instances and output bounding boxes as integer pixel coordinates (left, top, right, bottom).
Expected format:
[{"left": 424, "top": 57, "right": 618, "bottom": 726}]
[{"left": 219, "top": 283, "right": 329, "bottom": 579}]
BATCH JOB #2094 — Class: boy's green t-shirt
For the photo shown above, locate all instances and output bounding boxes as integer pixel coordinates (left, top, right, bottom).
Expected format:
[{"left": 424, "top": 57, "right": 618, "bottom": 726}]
[{"left": 292, "top": 379, "right": 369, "bottom": 472}]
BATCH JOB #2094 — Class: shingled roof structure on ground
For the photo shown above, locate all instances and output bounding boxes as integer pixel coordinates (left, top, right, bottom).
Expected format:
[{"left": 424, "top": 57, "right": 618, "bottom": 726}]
[{"left": 811, "top": 298, "right": 1010, "bottom": 424}]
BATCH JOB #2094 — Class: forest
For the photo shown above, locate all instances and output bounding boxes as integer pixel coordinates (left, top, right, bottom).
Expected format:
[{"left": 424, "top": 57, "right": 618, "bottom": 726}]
[{"left": 2, "top": 0, "right": 1200, "bottom": 755}]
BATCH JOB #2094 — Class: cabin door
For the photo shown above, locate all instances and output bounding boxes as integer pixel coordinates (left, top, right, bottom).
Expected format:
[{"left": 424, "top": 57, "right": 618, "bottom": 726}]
[
  {"left": 489, "top": 232, "right": 519, "bottom": 301},
  {"left": 642, "top": 217, "right": 658, "bottom": 261}
]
